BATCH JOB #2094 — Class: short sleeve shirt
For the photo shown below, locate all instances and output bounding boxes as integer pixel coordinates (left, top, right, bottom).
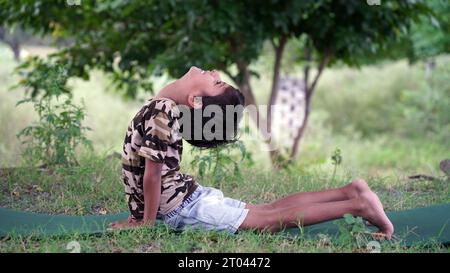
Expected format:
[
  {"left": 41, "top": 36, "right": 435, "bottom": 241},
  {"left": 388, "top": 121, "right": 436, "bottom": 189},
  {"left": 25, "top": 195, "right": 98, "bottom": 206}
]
[{"left": 121, "top": 98, "right": 198, "bottom": 218}]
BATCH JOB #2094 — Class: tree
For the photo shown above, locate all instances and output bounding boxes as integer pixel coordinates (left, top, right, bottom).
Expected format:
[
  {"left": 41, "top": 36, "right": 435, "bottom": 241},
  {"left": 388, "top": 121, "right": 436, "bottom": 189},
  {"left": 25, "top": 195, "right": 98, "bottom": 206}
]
[{"left": 0, "top": 0, "right": 436, "bottom": 166}]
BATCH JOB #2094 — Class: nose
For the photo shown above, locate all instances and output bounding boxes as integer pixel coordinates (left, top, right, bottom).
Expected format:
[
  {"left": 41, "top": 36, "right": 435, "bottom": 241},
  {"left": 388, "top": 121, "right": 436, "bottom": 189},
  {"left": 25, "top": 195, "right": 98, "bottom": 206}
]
[{"left": 210, "top": 70, "right": 221, "bottom": 80}]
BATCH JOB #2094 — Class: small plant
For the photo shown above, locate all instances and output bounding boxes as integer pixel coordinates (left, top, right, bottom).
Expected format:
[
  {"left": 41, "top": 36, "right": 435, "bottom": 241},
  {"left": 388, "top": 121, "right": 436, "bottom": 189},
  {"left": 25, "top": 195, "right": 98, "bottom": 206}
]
[
  {"left": 273, "top": 153, "right": 294, "bottom": 170},
  {"left": 189, "top": 141, "right": 253, "bottom": 187},
  {"left": 15, "top": 62, "right": 92, "bottom": 166},
  {"left": 331, "top": 147, "right": 342, "bottom": 180},
  {"left": 333, "top": 214, "right": 373, "bottom": 251}
]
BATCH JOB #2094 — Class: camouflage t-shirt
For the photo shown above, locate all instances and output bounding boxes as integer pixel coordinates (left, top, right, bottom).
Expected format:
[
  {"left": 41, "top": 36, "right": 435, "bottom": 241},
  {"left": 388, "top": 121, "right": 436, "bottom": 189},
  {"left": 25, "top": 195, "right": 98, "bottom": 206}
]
[{"left": 121, "top": 98, "right": 198, "bottom": 219}]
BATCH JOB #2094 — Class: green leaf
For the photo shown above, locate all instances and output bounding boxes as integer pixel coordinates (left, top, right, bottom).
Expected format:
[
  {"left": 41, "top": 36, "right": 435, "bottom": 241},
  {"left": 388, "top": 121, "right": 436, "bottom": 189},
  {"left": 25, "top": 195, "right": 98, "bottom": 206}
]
[{"left": 343, "top": 214, "right": 355, "bottom": 224}]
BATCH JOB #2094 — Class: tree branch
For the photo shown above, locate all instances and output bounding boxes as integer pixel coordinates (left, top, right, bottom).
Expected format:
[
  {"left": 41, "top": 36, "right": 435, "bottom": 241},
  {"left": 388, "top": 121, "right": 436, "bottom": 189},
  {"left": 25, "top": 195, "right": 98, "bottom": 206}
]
[
  {"left": 304, "top": 39, "right": 312, "bottom": 94},
  {"left": 270, "top": 38, "right": 277, "bottom": 50},
  {"left": 0, "top": 27, "right": 21, "bottom": 61},
  {"left": 266, "top": 35, "right": 287, "bottom": 165},
  {"left": 267, "top": 35, "right": 287, "bottom": 133},
  {"left": 289, "top": 48, "right": 332, "bottom": 160},
  {"left": 307, "top": 49, "right": 332, "bottom": 98}
]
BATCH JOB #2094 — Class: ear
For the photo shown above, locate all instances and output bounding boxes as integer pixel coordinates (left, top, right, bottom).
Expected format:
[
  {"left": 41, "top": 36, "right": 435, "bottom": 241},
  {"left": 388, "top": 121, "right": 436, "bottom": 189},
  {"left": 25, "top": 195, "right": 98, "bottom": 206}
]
[{"left": 188, "top": 94, "right": 203, "bottom": 109}]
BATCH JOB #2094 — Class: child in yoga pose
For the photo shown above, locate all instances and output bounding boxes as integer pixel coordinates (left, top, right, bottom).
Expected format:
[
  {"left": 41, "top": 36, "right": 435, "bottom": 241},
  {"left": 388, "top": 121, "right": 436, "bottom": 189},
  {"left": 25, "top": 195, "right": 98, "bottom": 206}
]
[{"left": 111, "top": 66, "right": 394, "bottom": 239}]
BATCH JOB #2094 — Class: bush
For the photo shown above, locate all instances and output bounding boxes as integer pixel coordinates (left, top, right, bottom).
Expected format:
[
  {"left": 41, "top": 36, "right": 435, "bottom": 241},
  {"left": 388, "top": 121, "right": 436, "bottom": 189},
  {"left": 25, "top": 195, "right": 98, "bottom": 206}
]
[
  {"left": 189, "top": 141, "right": 253, "bottom": 187},
  {"left": 16, "top": 62, "right": 92, "bottom": 166},
  {"left": 314, "top": 57, "right": 450, "bottom": 141},
  {"left": 399, "top": 62, "right": 450, "bottom": 140}
]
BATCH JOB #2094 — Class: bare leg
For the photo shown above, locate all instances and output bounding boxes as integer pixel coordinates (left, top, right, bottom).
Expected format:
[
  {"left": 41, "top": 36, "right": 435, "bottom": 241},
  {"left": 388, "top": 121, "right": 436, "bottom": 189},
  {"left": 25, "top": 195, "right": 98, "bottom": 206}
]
[
  {"left": 247, "top": 179, "right": 370, "bottom": 210},
  {"left": 239, "top": 190, "right": 394, "bottom": 239}
]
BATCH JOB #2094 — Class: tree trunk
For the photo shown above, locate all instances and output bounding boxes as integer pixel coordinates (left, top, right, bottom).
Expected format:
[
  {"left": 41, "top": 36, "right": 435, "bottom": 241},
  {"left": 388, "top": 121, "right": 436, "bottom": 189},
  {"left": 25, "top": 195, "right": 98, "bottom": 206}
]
[
  {"left": 425, "top": 58, "right": 436, "bottom": 80},
  {"left": 236, "top": 62, "right": 269, "bottom": 135},
  {"left": 235, "top": 60, "right": 264, "bottom": 125},
  {"left": 267, "top": 36, "right": 287, "bottom": 165},
  {"left": 230, "top": 61, "right": 280, "bottom": 164},
  {"left": 11, "top": 39, "right": 21, "bottom": 62},
  {"left": 222, "top": 40, "right": 271, "bottom": 147},
  {"left": 0, "top": 27, "right": 21, "bottom": 62},
  {"left": 289, "top": 49, "right": 331, "bottom": 160},
  {"left": 267, "top": 36, "right": 287, "bottom": 134},
  {"left": 290, "top": 95, "right": 311, "bottom": 160}
]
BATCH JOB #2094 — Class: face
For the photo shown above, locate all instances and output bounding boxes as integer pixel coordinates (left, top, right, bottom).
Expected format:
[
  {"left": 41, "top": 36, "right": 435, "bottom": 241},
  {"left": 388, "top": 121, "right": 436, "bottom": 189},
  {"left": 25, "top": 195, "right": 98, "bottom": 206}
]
[{"left": 183, "top": 66, "right": 230, "bottom": 97}]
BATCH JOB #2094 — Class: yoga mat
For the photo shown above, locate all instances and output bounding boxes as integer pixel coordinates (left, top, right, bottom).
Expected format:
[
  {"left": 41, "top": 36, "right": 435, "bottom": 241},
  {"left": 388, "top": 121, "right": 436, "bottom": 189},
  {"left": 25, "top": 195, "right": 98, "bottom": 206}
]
[
  {"left": 284, "top": 203, "right": 450, "bottom": 247},
  {"left": 1, "top": 204, "right": 449, "bottom": 246}
]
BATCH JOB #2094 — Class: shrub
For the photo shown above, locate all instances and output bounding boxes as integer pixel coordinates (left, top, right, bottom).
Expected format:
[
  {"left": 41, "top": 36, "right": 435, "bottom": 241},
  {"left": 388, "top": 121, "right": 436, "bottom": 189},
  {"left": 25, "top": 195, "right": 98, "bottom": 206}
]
[{"left": 15, "top": 62, "right": 91, "bottom": 166}]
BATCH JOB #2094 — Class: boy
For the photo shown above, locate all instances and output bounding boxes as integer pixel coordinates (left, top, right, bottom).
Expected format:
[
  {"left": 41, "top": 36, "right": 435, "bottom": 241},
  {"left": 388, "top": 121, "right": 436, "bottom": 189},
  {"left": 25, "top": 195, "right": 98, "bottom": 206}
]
[{"left": 111, "top": 66, "right": 394, "bottom": 239}]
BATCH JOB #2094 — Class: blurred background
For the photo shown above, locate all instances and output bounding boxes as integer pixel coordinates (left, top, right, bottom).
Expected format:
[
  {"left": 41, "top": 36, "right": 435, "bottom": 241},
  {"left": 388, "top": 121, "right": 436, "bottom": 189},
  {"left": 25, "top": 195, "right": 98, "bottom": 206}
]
[{"left": 1, "top": 0, "right": 448, "bottom": 176}]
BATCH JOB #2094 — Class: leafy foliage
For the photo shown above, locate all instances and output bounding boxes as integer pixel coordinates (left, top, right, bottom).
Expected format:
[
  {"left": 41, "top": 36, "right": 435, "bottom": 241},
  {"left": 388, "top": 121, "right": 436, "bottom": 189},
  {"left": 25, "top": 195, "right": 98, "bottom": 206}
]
[
  {"left": 406, "top": 0, "right": 450, "bottom": 62},
  {"left": 189, "top": 141, "right": 253, "bottom": 187},
  {"left": 333, "top": 214, "right": 374, "bottom": 250},
  {"left": 13, "top": 57, "right": 71, "bottom": 98},
  {"left": 0, "top": 0, "right": 437, "bottom": 98},
  {"left": 16, "top": 63, "right": 91, "bottom": 166}
]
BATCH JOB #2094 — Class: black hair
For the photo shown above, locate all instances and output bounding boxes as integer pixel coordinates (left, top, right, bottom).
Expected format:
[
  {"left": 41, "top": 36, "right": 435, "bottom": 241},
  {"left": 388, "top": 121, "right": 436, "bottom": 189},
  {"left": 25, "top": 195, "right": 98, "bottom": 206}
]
[{"left": 179, "top": 86, "right": 245, "bottom": 148}]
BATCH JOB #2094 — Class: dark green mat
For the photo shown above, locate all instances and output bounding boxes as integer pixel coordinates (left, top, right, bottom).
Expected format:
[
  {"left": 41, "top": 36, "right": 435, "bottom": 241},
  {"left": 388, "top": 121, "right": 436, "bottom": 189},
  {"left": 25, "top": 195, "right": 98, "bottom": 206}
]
[
  {"left": 285, "top": 203, "right": 450, "bottom": 246},
  {"left": 1, "top": 204, "right": 449, "bottom": 246}
]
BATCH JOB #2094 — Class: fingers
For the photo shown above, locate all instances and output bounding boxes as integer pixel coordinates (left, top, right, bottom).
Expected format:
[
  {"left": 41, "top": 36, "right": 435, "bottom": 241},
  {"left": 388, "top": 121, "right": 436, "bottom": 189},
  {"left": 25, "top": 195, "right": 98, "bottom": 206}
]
[
  {"left": 108, "top": 221, "right": 124, "bottom": 230},
  {"left": 107, "top": 218, "right": 145, "bottom": 232},
  {"left": 107, "top": 223, "right": 118, "bottom": 231},
  {"left": 371, "top": 232, "right": 389, "bottom": 241}
]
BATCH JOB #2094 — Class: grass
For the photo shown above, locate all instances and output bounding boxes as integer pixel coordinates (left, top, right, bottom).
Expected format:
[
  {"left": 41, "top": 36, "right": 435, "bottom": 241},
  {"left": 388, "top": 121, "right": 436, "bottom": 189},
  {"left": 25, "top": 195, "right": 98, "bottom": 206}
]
[
  {"left": 0, "top": 44, "right": 449, "bottom": 252},
  {"left": 0, "top": 153, "right": 448, "bottom": 253},
  {"left": 2, "top": 227, "right": 447, "bottom": 253}
]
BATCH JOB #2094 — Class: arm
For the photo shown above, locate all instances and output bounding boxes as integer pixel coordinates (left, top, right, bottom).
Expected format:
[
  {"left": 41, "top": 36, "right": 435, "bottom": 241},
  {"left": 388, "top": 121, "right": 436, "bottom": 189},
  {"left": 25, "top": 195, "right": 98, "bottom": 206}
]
[{"left": 142, "top": 158, "right": 163, "bottom": 225}]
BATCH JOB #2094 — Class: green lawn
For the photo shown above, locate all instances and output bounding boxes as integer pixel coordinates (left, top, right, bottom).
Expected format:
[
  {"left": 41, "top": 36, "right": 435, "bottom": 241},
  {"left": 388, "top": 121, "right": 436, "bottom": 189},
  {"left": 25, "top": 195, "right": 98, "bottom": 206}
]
[{"left": 0, "top": 44, "right": 449, "bottom": 252}]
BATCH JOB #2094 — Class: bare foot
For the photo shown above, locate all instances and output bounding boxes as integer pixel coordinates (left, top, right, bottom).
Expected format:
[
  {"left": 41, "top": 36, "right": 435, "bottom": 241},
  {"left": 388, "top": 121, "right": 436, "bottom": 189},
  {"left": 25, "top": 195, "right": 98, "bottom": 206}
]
[
  {"left": 359, "top": 191, "right": 394, "bottom": 239},
  {"left": 346, "top": 178, "right": 371, "bottom": 199},
  {"left": 345, "top": 179, "right": 377, "bottom": 227}
]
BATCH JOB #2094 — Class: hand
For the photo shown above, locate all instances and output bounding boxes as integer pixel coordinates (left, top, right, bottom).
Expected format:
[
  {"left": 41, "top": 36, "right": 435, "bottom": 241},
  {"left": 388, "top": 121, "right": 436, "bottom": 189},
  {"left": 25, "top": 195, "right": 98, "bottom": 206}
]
[{"left": 108, "top": 216, "right": 146, "bottom": 231}]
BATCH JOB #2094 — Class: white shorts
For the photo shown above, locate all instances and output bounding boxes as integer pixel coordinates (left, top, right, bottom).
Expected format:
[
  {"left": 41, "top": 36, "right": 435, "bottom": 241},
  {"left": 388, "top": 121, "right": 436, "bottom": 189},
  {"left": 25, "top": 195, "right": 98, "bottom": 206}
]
[{"left": 163, "top": 185, "right": 249, "bottom": 233}]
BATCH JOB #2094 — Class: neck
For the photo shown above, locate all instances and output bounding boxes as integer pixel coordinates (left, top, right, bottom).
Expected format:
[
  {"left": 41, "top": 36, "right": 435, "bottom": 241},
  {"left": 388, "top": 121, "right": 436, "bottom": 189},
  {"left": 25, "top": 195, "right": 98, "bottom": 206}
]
[{"left": 154, "top": 79, "right": 190, "bottom": 105}]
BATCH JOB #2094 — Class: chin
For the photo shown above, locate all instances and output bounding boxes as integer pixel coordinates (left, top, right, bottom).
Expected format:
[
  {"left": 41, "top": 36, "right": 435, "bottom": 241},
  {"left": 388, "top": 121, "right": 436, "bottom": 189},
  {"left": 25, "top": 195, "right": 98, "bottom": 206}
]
[{"left": 189, "top": 66, "right": 202, "bottom": 73}]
